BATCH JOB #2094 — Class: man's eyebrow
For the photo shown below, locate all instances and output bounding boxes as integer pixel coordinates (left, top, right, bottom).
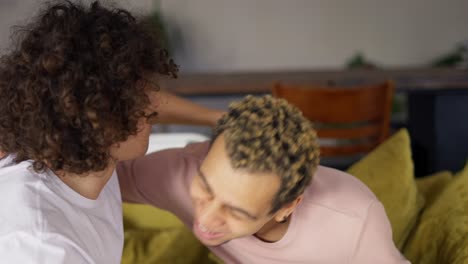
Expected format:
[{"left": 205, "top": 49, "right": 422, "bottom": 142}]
[
  {"left": 199, "top": 168, "right": 258, "bottom": 221},
  {"left": 198, "top": 169, "right": 213, "bottom": 194}
]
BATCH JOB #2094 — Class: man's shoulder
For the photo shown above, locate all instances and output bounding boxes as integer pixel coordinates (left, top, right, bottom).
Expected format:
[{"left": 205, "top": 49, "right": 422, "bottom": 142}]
[
  {"left": 141, "top": 140, "right": 210, "bottom": 172},
  {"left": 0, "top": 163, "right": 46, "bottom": 233},
  {"left": 0, "top": 158, "right": 42, "bottom": 201},
  {"left": 303, "top": 166, "right": 377, "bottom": 219},
  {"left": 178, "top": 141, "right": 211, "bottom": 160},
  {"left": 0, "top": 159, "right": 68, "bottom": 233}
]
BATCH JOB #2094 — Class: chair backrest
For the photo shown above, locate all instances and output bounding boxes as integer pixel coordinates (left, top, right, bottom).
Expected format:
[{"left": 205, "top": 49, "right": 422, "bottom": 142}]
[{"left": 272, "top": 81, "right": 394, "bottom": 157}]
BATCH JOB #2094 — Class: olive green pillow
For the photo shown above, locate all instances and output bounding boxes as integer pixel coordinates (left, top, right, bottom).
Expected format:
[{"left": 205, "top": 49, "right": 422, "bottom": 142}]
[
  {"left": 122, "top": 204, "right": 217, "bottom": 264},
  {"left": 416, "top": 170, "right": 453, "bottom": 208},
  {"left": 347, "top": 129, "right": 425, "bottom": 249},
  {"left": 404, "top": 163, "right": 468, "bottom": 264},
  {"left": 122, "top": 227, "right": 213, "bottom": 264},
  {"left": 123, "top": 203, "right": 183, "bottom": 230}
]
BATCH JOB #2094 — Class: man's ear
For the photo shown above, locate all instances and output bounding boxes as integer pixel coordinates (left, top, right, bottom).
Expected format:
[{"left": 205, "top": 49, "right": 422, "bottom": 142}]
[{"left": 274, "top": 194, "right": 304, "bottom": 223}]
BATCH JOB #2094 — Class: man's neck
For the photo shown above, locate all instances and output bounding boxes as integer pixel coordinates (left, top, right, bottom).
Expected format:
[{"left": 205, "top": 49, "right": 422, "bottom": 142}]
[
  {"left": 254, "top": 216, "right": 291, "bottom": 243},
  {"left": 57, "top": 163, "right": 116, "bottom": 200}
]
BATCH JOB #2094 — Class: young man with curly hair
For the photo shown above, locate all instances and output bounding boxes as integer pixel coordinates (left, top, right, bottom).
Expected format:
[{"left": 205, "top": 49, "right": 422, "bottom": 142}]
[
  {"left": 118, "top": 95, "right": 410, "bottom": 264},
  {"left": 0, "top": 1, "right": 224, "bottom": 263}
]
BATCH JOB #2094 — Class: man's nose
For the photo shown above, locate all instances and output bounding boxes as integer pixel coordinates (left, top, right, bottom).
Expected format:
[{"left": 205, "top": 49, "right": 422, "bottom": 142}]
[{"left": 199, "top": 200, "right": 224, "bottom": 229}]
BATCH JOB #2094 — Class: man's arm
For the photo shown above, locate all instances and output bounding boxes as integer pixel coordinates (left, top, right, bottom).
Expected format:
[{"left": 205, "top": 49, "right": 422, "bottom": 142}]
[
  {"left": 116, "top": 142, "right": 209, "bottom": 210},
  {"left": 153, "top": 90, "right": 225, "bottom": 127},
  {"left": 352, "top": 200, "right": 410, "bottom": 264},
  {"left": 0, "top": 150, "right": 6, "bottom": 160}
]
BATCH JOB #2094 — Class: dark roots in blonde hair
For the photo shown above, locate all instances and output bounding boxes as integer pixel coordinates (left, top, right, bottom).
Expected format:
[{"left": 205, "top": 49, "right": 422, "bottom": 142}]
[
  {"left": 0, "top": 1, "right": 178, "bottom": 174},
  {"left": 214, "top": 95, "right": 320, "bottom": 214}
]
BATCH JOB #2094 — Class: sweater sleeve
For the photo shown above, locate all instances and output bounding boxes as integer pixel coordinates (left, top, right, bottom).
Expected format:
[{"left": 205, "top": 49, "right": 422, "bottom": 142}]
[
  {"left": 116, "top": 141, "right": 210, "bottom": 211},
  {"left": 352, "top": 200, "right": 411, "bottom": 264}
]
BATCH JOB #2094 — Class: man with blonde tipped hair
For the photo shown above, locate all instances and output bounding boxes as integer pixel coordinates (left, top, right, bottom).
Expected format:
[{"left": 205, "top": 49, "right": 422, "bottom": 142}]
[{"left": 118, "top": 95, "right": 409, "bottom": 264}]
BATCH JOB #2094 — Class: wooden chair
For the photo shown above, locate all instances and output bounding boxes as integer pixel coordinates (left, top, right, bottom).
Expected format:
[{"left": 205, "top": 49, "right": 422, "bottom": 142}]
[{"left": 272, "top": 81, "right": 394, "bottom": 166}]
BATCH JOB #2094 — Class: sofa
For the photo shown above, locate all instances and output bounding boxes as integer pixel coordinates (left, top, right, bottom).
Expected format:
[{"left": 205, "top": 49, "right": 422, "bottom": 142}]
[{"left": 122, "top": 129, "right": 468, "bottom": 264}]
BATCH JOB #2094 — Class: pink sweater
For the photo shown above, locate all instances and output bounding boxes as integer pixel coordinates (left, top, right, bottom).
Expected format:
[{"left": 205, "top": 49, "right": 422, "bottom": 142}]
[{"left": 117, "top": 142, "right": 409, "bottom": 264}]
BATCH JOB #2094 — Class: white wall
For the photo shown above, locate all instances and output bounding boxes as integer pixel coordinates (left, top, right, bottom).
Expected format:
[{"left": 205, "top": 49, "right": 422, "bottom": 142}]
[
  {"left": 0, "top": 0, "right": 154, "bottom": 54},
  {"left": 160, "top": 0, "right": 468, "bottom": 72},
  {"left": 2, "top": 0, "right": 468, "bottom": 72}
]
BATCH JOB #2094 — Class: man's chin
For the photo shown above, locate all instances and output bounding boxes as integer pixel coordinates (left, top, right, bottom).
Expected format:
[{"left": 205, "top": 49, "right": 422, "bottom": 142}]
[{"left": 199, "top": 238, "right": 229, "bottom": 247}]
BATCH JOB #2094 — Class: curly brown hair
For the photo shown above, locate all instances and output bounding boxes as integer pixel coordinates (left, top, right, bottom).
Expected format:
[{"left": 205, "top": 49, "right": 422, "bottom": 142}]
[
  {"left": 0, "top": 1, "right": 178, "bottom": 174},
  {"left": 214, "top": 95, "right": 320, "bottom": 214}
]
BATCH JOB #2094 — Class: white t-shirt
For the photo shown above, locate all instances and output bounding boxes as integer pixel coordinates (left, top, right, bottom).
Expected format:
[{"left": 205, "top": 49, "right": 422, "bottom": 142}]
[{"left": 0, "top": 155, "right": 123, "bottom": 264}]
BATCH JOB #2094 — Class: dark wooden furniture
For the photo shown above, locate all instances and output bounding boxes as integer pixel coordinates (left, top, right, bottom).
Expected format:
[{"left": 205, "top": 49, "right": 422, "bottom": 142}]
[{"left": 272, "top": 81, "right": 394, "bottom": 160}]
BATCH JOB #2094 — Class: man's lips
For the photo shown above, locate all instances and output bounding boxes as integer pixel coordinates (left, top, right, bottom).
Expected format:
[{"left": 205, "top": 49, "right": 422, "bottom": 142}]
[{"left": 193, "top": 221, "right": 225, "bottom": 241}]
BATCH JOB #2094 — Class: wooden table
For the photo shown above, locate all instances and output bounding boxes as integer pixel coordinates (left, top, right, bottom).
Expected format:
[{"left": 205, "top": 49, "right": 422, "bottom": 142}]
[{"left": 161, "top": 68, "right": 468, "bottom": 95}]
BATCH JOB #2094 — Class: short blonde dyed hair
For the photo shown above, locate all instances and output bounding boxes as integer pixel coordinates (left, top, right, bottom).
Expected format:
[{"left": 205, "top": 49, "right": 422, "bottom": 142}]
[{"left": 214, "top": 95, "right": 320, "bottom": 214}]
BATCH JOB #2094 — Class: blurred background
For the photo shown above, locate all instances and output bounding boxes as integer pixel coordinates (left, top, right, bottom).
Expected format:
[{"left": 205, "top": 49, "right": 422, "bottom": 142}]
[
  {"left": 2, "top": 0, "right": 467, "bottom": 71},
  {"left": 1, "top": 0, "right": 467, "bottom": 175}
]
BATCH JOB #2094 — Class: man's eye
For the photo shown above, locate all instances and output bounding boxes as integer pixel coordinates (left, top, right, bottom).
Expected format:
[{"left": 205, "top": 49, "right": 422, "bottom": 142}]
[{"left": 229, "top": 210, "right": 246, "bottom": 220}]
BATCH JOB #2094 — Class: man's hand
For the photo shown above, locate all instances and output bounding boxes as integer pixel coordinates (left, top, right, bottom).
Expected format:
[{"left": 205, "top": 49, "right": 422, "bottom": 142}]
[{"left": 0, "top": 150, "right": 7, "bottom": 160}]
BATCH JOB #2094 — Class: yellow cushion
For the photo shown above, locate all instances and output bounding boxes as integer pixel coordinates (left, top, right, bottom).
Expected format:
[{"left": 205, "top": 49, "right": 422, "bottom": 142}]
[
  {"left": 123, "top": 203, "right": 183, "bottom": 229},
  {"left": 122, "top": 227, "right": 212, "bottom": 264},
  {"left": 122, "top": 203, "right": 217, "bottom": 264},
  {"left": 404, "top": 163, "right": 468, "bottom": 264},
  {"left": 347, "top": 129, "right": 425, "bottom": 249},
  {"left": 416, "top": 170, "right": 453, "bottom": 208}
]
